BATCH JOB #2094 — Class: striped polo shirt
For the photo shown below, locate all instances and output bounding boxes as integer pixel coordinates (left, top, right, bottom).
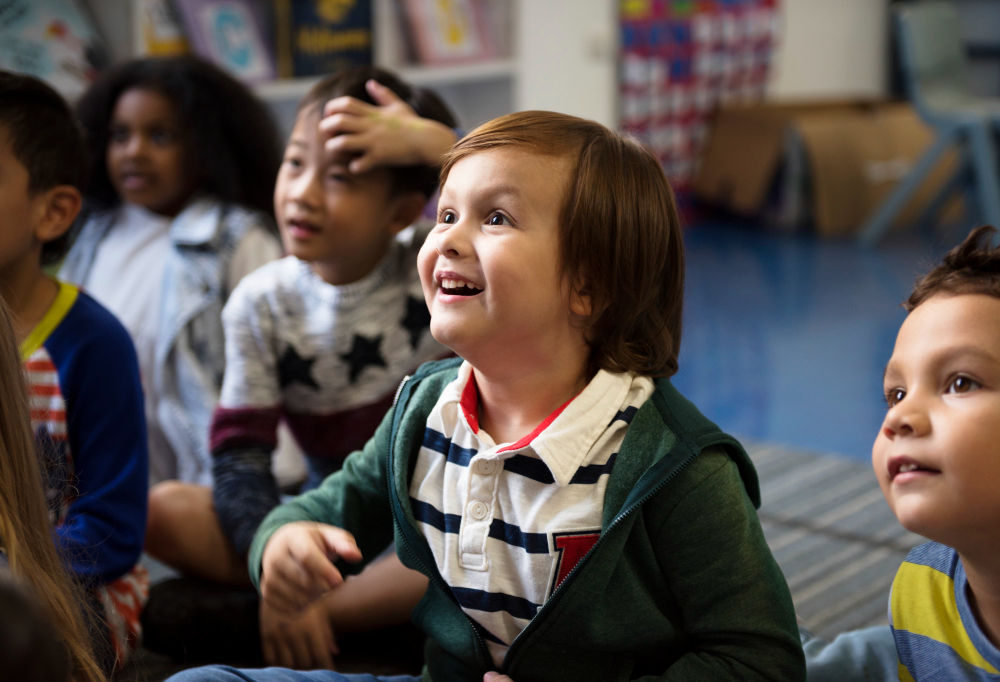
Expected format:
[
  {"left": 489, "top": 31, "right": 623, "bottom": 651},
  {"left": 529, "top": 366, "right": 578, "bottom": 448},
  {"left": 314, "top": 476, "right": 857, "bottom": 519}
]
[
  {"left": 409, "top": 361, "right": 654, "bottom": 665},
  {"left": 890, "top": 542, "right": 1000, "bottom": 681}
]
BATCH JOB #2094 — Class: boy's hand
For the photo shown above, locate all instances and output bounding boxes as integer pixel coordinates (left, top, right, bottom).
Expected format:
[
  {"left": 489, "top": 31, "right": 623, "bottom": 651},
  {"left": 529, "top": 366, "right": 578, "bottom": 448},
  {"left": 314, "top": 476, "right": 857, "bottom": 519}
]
[
  {"left": 260, "top": 596, "right": 339, "bottom": 670},
  {"left": 320, "top": 79, "right": 457, "bottom": 174},
  {"left": 260, "top": 522, "right": 362, "bottom": 614}
]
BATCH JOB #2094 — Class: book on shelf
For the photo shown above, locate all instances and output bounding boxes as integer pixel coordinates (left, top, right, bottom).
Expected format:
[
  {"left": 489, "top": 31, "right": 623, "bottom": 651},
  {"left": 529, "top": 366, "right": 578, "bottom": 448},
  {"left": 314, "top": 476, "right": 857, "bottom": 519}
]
[
  {"left": 0, "top": 0, "right": 107, "bottom": 99},
  {"left": 273, "top": 0, "right": 372, "bottom": 78},
  {"left": 132, "top": 0, "right": 189, "bottom": 56},
  {"left": 174, "top": 0, "right": 277, "bottom": 83},
  {"left": 397, "top": 0, "right": 496, "bottom": 66}
]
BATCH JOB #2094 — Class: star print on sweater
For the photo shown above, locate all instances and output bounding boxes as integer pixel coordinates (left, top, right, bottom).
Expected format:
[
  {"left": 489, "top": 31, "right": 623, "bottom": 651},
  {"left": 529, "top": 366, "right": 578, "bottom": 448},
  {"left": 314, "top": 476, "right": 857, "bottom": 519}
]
[
  {"left": 340, "top": 334, "right": 387, "bottom": 383},
  {"left": 401, "top": 295, "right": 431, "bottom": 349},
  {"left": 211, "top": 228, "right": 447, "bottom": 465},
  {"left": 278, "top": 345, "right": 319, "bottom": 389}
]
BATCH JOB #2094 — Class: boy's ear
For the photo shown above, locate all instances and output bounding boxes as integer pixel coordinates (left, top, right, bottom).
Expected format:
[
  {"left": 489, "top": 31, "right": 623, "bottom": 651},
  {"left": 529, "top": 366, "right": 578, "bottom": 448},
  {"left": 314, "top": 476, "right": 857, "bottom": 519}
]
[
  {"left": 569, "top": 283, "right": 594, "bottom": 318},
  {"left": 388, "top": 192, "right": 428, "bottom": 234},
  {"left": 33, "top": 185, "right": 82, "bottom": 243}
]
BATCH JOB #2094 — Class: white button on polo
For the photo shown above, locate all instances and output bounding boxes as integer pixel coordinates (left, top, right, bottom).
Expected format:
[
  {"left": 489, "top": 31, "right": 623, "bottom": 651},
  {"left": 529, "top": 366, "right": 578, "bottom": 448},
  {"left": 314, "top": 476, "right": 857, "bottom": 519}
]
[
  {"left": 475, "top": 459, "right": 497, "bottom": 475},
  {"left": 469, "top": 501, "right": 489, "bottom": 520}
]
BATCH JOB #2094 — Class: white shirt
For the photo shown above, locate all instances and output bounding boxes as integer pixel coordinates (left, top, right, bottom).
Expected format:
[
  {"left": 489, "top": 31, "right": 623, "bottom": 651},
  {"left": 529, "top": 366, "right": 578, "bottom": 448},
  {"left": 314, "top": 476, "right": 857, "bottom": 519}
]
[
  {"left": 84, "top": 202, "right": 280, "bottom": 483},
  {"left": 409, "top": 361, "right": 654, "bottom": 665}
]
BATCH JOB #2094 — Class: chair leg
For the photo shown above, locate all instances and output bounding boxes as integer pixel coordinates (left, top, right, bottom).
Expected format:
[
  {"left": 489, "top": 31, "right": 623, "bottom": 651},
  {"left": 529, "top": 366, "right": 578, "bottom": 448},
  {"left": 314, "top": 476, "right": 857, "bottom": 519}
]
[
  {"left": 966, "top": 120, "right": 1000, "bottom": 231},
  {"left": 915, "top": 152, "right": 968, "bottom": 235},
  {"left": 858, "top": 127, "right": 959, "bottom": 247}
]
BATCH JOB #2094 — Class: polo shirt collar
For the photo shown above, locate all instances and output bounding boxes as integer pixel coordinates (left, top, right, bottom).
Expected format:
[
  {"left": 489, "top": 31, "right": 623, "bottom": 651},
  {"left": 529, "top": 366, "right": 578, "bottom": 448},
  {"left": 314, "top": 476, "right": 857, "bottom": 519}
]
[{"left": 447, "top": 360, "right": 635, "bottom": 486}]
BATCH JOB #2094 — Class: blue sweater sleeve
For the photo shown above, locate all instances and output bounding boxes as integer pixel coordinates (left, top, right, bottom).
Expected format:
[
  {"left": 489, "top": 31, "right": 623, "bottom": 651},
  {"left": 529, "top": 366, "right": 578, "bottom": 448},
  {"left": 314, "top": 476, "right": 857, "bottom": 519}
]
[{"left": 46, "top": 293, "right": 148, "bottom": 586}]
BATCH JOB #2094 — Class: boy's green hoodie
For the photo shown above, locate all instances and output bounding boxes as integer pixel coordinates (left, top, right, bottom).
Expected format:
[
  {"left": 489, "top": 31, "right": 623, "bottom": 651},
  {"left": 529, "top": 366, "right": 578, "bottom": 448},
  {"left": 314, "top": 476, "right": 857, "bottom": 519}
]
[{"left": 249, "top": 358, "right": 805, "bottom": 682}]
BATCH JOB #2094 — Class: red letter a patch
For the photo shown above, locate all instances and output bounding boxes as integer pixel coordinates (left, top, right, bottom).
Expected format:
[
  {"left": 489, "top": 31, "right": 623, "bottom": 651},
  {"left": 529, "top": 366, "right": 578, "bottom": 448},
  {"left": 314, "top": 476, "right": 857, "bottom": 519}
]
[{"left": 550, "top": 530, "right": 600, "bottom": 593}]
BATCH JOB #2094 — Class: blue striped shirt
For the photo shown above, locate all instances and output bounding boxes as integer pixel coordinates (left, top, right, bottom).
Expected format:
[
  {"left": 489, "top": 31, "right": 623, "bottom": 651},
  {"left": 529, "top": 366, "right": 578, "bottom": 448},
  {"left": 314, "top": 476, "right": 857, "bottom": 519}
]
[{"left": 890, "top": 542, "right": 1000, "bottom": 681}]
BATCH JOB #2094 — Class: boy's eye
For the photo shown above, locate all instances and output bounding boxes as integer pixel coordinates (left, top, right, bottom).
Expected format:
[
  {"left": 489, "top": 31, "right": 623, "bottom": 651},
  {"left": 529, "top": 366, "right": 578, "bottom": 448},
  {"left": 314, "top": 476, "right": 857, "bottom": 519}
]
[
  {"left": 440, "top": 210, "right": 456, "bottom": 224},
  {"left": 886, "top": 388, "right": 905, "bottom": 408},
  {"left": 149, "top": 128, "right": 176, "bottom": 145},
  {"left": 284, "top": 157, "right": 302, "bottom": 169},
  {"left": 947, "top": 375, "right": 981, "bottom": 395},
  {"left": 109, "top": 125, "right": 129, "bottom": 144},
  {"left": 487, "top": 212, "right": 511, "bottom": 226}
]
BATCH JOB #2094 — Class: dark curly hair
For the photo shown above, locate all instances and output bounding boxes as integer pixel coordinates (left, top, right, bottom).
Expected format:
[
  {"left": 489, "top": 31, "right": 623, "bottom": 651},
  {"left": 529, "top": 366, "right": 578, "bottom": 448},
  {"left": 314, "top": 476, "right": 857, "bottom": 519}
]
[
  {"left": 298, "top": 66, "right": 457, "bottom": 198},
  {"left": 0, "top": 71, "right": 88, "bottom": 265},
  {"left": 906, "top": 225, "right": 1000, "bottom": 311},
  {"left": 75, "top": 56, "right": 282, "bottom": 224}
]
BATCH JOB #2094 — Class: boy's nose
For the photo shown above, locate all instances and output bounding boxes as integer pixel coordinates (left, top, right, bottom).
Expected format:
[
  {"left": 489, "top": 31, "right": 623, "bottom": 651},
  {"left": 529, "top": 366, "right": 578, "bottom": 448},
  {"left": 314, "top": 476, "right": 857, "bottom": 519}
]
[
  {"left": 435, "top": 220, "right": 470, "bottom": 258},
  {"left": 287, "top": 170, "right": 322, "bottom": 206},
  {"left": 881, "top": 402, "right": 930, "bottom": 439}
]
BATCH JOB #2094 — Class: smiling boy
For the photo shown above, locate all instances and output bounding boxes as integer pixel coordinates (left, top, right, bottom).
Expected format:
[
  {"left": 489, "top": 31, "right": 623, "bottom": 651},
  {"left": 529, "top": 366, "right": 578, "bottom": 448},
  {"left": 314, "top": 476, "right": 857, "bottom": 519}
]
[
  {"left": 168, "top": 111, "right": 804, "bottom": 682},
  {"left": 874, "top": 225, "right": 1000, "bottom": 681}
]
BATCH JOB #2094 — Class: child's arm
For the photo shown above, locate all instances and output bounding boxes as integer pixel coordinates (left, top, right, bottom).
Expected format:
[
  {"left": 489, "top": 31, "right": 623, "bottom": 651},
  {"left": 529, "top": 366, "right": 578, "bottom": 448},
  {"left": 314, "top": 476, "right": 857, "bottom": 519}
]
[
  {"left": 55, "top": 311, "right": 147, "bottom": 585},
  {"left": 648, "top": 446, "right": 805, "bottom": 681},
  {"left": 320, "top": 79, "right": 458, "bottom": 175},
  {"left": 211, "top": 280, "right": 285, "bottom": 556},
  {"left": 249, "top": 403, "right": 400, "bottom": 605}
]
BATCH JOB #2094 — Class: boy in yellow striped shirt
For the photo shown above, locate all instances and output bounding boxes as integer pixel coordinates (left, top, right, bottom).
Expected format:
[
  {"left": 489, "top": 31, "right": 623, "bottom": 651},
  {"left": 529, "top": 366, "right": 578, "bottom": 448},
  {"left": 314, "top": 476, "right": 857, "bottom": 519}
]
[{"left": 873, "top": 225, "right": 1000, "bottom": 681}]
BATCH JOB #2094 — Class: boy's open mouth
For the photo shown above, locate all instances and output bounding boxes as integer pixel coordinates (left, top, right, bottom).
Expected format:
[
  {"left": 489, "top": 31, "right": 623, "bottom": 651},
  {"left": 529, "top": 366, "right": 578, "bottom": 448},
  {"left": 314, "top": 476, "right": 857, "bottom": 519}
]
[
  {"left": 441, "top": 278, "right": 483, "bottom": 296},
  {"left": 888, "top": 457, "right": 940, "bottom": 481}
]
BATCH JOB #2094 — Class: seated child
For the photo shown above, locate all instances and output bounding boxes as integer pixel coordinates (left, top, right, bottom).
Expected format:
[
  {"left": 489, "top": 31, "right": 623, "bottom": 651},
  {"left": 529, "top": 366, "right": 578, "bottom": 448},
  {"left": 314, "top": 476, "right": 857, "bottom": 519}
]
[
  {"left": 0, "top": 71, "right": 148, "bottom": 672},
  {"left": 146, "top": 67, "right": 459, "bottom": 669},
  {"left": 61, "top": 56, "right": 284, "bottom": 486},
  {"left": 169, "top": 111, "right": 805, "bottom": 682},
  {"left": 0, "top": 295, "right": 103, "bottom": 682},
  {"left": 874, "top": 225, "right": 1000, "bottom": 681}
]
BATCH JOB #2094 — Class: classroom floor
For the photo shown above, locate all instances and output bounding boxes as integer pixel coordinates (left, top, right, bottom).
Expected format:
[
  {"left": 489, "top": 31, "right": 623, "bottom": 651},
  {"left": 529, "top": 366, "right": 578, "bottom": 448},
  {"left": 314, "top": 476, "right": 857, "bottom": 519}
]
[{"left": 673, "top": 222, "right": 962, "bottom": 463}]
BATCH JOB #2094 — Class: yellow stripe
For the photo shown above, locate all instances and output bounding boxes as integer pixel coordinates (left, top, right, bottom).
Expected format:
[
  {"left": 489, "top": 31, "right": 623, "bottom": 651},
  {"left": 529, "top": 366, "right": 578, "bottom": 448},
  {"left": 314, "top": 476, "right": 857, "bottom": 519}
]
[
  {"left": 891, "top": 561, "right": 999, "bottom": 673},
  {"left": 898, "top": 661, "right": 916, "bottom": 682},
  {"left": 19, "top": 281, "right": 78, "bottom": 361}
]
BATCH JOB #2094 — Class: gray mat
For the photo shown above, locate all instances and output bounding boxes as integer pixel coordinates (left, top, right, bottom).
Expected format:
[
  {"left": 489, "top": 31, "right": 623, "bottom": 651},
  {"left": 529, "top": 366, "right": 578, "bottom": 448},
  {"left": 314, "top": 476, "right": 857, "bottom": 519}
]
[{"left": 745, "top": 441, "right": 924, "bottom": 640}]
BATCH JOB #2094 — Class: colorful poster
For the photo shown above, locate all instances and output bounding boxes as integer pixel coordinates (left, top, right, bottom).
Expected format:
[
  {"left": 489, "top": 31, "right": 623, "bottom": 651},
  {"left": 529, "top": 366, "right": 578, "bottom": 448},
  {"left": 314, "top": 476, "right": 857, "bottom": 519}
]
[
  {"left": 274, "top": 0, "right": 372, "bottom": 78},
  {"left": 0, "top": 0, "right": 106, "bottom": 99},
  {"left": 401, "top": 0, "right": 495, "bottom": 65},
  {"left": 620, "top": 0, "right": 780, "bottom": 195},
  {"left": 175, "top": 0, "right": 276, "bottom": 83}
]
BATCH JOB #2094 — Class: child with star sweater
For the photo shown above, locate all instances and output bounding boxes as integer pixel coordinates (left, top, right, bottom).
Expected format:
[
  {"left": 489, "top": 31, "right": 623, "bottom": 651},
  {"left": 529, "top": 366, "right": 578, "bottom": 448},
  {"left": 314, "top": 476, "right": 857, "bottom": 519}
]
[{"left": 146, "top": 66, "right": 459, "bottom": 670}]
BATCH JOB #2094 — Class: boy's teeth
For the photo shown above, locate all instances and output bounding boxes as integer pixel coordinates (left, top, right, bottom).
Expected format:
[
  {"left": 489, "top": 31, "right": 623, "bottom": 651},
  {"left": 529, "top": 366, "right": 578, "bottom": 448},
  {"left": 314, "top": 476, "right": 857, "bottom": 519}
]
[{"left": 899, "top": 463, "right": 918, "bottom": 473}]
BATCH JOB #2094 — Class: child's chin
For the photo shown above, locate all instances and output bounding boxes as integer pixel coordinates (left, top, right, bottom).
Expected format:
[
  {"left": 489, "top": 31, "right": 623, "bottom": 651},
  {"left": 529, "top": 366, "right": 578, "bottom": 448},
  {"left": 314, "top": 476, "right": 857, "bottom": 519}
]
[{"left": 892, "top": 497, "right": 945, "bottom": 539}]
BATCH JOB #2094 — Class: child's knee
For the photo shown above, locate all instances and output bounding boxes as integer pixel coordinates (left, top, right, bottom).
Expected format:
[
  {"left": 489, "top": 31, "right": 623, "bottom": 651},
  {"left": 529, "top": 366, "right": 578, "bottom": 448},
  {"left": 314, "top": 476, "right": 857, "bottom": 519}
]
[{"left": 146, "top": 482, "right": 208, "bottom": 551}]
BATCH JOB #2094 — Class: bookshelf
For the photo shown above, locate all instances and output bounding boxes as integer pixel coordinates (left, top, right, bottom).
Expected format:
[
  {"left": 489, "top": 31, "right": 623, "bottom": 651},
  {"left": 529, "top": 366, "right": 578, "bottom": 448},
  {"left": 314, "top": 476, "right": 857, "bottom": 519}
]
[{"left": 82, "top": 0, "right": 618, "bottom": 136}]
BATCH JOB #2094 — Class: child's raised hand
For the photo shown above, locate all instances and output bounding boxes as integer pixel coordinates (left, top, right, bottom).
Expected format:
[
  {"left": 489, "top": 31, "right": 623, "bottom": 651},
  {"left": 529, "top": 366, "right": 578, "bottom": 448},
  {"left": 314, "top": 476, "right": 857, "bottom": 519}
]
[
  {"left": 260, "top": 521, "right": 362, "bottom": 614},
  {"left": 320, "top": 79, "right": 457, "bottom": 174}
]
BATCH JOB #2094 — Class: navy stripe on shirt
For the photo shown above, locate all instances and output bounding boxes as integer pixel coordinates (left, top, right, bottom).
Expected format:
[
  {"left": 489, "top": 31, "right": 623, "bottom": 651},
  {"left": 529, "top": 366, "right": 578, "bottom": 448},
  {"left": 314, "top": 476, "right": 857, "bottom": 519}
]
[
  {"left": 410, "top": 498, "right": 549, "bottom": 553},
  {"left": 421, "top": 428, "right": 619, "bottom": 484},
  {"left": 451, "top": 586, "right": 540, "bottom": 621},
  {"left": 610, "top": 405, "right": 639, "bottom": 426},
  {"left": 422, "top": 427, "right": 477, "bottom": 466}
]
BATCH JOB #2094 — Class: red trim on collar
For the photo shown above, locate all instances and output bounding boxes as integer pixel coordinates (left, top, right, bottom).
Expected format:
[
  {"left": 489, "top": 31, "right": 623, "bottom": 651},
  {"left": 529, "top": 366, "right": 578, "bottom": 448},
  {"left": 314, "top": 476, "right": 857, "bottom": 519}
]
[
  {"left": 496, "top": 396, "right": 573, "bottom": 454},
  {"left": 460, "top": 371, "right": 480, "bottom": 433}
]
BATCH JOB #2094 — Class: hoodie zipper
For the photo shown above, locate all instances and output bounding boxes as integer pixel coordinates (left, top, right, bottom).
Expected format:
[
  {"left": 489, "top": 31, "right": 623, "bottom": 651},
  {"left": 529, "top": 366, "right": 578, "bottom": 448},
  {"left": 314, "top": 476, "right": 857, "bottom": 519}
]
[
  {"left": 498, "top": 446, "right": 701, "bottom": 674},
  {"left": 385, "top": 374, "right": 493, "bottom": 669}
]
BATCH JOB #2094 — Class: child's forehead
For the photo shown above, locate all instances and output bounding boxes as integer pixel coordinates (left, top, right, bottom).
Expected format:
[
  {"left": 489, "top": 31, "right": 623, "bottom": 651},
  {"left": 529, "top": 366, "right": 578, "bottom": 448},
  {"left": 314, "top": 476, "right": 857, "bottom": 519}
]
[
  {"left": 893, "top": 293, "right": 1000, "bottom": 366},
  {"left": 443, "top": 146, "right": 575, "bottom": 194}
]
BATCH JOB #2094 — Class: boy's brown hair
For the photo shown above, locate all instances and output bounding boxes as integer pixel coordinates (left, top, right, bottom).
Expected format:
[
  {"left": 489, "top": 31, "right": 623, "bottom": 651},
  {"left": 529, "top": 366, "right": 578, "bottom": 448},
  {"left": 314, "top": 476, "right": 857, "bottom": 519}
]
[
  {"left": 906, "top": 225, "right": 1000, "bottom": 311},
  {"left": 440, "top": 111, "right": 685, "bottom": 377}
]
